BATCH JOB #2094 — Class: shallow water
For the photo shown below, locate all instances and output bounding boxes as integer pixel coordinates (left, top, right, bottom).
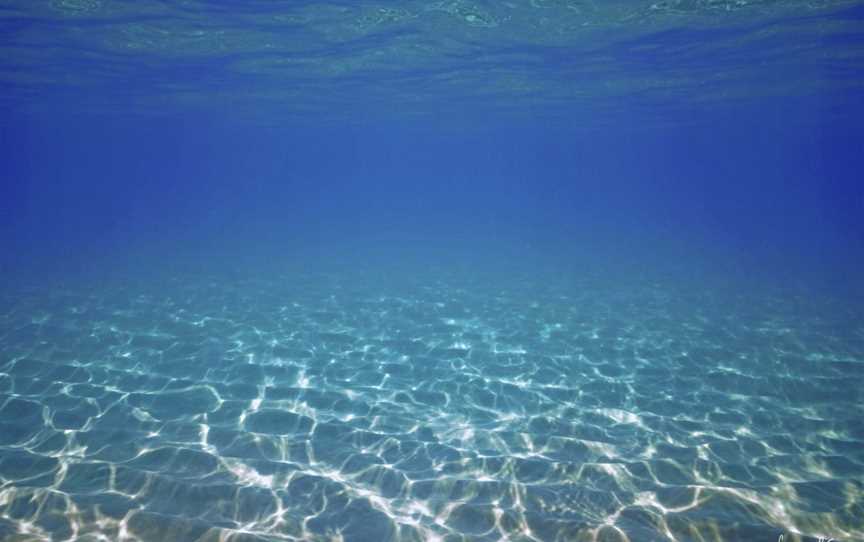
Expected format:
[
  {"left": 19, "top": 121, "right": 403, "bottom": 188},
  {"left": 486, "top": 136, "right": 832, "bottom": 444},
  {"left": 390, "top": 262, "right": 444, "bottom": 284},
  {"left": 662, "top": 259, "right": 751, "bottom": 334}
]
[
  {"left": 2, "top": 0, "right": 863, "bottom": 540},
  {"left": 1, "top": 268, "right": 861, "bottom": 541}
]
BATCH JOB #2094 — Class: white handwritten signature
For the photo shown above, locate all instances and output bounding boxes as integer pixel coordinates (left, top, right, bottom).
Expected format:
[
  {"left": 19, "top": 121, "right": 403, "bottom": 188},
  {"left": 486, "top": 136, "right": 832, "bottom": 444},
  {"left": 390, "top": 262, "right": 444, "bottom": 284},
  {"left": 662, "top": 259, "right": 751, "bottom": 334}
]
[{"left": 778, "top": 535, "right": 836, "bottom": 542}]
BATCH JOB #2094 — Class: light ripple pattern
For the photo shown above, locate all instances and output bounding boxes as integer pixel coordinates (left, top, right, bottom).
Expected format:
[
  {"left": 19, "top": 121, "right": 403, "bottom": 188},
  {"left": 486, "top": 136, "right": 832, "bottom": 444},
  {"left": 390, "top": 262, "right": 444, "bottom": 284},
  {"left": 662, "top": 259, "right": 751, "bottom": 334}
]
[{"left": 0, "top": 272, "right": 862, "bottom": 541}]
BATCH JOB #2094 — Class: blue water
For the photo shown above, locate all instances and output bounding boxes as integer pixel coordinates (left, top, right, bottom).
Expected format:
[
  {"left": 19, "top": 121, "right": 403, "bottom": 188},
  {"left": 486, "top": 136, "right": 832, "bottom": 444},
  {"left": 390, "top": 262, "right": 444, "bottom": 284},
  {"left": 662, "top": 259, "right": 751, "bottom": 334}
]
[{"left": 1, "top": 1, "right": 863, "bottom": 541}]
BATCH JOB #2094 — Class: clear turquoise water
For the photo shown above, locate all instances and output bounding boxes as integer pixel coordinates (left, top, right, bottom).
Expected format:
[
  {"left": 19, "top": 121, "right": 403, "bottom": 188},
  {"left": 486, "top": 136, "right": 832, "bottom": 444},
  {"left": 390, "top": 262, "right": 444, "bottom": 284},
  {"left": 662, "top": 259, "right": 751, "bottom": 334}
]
[
  {"left": 1, "top": 266, "right": 861, "bottom": 541},
  {"left": 1, "top": 1, "right": 862, "bottom": 541}
]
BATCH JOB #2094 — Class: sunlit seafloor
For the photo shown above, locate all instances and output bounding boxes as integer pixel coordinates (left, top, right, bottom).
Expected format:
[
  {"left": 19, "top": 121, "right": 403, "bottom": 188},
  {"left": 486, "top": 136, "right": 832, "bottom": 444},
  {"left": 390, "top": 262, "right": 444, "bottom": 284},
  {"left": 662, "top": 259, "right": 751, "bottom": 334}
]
[{"left": 1, "top": 269, "right": 861, "bottom": 541}]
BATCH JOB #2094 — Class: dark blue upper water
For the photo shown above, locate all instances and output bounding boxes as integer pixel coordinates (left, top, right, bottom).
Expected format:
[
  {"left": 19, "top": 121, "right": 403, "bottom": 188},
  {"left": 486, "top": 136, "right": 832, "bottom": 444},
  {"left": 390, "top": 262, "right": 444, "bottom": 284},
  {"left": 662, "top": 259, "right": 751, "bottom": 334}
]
[{"left": 1, "top": 1, "right": 862, "bottom": 541}]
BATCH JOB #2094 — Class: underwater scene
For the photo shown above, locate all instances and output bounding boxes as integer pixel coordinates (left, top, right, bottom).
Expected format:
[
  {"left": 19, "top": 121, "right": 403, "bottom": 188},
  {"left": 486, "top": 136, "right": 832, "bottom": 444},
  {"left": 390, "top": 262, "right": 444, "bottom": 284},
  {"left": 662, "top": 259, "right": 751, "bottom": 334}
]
[{"left": 1, "top": 1, "right": 863, "bottom": 541}]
